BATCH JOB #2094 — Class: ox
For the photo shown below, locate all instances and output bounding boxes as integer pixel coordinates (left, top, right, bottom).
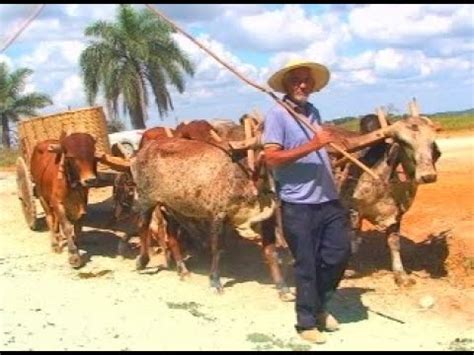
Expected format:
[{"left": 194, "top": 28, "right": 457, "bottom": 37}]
[
  {"left": 334, "top": 114, "right": 441, "bottom": 286},
  {"left": 30, "top": 132, "right": 103, "bottom": 267},
  {"left": 138, "top": 126, "right": 175, "bottom": 150},
  {"left": 131, "top": 131, "right": 281, "bottom": 294}
]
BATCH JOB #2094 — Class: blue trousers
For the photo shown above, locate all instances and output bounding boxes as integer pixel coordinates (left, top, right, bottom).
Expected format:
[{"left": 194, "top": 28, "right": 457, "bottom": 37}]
[{"left": 281, "top": 199, "right": 351, "bottom": 331}]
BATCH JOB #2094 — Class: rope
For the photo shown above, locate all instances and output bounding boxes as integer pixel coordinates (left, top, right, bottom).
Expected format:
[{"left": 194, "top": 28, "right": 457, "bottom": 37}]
[{"left": 0, "top": 4, "right": 46, "bottom": 53}]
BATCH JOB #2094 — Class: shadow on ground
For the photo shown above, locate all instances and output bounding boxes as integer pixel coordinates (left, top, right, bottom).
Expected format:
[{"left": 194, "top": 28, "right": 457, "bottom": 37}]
[{"left": 349, "top": 229, "right": 450, "bottom": 279}]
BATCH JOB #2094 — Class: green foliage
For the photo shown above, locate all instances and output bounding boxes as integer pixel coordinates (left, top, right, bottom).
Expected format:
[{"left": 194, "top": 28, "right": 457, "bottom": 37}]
[
  {"left": 166, "top": 301, "right": 216, "bottom": 322},
  {"left": 246, "top": 333, "right": 311, "bottom": 351},
  {"left": 429, "top": 114, "right": 474, "bottom": 131},
  {"left": 80, "top": 4, "right": 195, "bottom": 129},
  {"left": 0, "top": 148, "right": 19, "bottom": 167},
  {"left": 0, "top": 62, "right": 52, "bottom": 148},
  {"left": 106, "top": 118, "right": 126, "bottom": 133},
  {"left": 329, "top": 108, "right": 474, "bottom": 132},
  {"left": 448, "top": 337, "right": 473, "bottom": 351}
]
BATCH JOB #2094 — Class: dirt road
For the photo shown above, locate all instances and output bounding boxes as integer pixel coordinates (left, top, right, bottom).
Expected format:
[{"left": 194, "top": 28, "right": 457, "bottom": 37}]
[{"left": 0, "top": 133, "right": 473, "bottom": 351}]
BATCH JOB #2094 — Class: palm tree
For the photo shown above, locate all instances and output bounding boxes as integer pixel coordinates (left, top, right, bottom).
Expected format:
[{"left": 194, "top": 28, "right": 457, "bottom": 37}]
[
  {"left": 0, "top": 62, "right": 52, "bottom": 148},
  {"left": 80, "top": 4, "right": 195, "bottom": 129}
]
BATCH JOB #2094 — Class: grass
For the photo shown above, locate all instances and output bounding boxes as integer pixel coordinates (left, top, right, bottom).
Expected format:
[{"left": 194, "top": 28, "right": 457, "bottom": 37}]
[
  {"left": 448, "top": 337, "right": 473, "bottom": 351},
  {"left": 166, "top": 301, "right": 216, "bottom": 322},
  {"left": 430, "top": 114, "right": 474, "bottom": 131},
  {"left": 0, "top": 148, "right": 19, "bottom": 168},
  {"left": 246, "top": 332, "right": 311, "bottom": 351},
  {"left": 331, "top": 114, "right": 474, "bottom": 132}
]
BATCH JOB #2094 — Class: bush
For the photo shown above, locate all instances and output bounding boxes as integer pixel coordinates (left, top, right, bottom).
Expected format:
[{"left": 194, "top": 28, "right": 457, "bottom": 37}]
[{"left": 0, "top": 148, "right": 19, "bottom": 168}]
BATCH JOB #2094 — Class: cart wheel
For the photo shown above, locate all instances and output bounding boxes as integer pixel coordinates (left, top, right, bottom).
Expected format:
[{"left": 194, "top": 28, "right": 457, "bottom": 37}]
[{"left": 16, "top": 157, "right": 41, "bottom": 231}]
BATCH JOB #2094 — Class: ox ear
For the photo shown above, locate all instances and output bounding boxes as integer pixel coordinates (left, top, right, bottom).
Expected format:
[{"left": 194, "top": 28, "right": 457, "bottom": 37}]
[
  {"left": 47, "top": 143, "right": 62, "bottom": 154},
  {"left": 59, "top": 128, "right": 72, "bottom": 141}
]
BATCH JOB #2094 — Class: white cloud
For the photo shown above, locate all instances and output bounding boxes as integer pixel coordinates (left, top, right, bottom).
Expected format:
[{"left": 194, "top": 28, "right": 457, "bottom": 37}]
[
  {"left": 52, "top": 74, "right": 84, "bottom": 108},
  {"left": 0, "top": 54, "right": 13, "bottom": 67},
  {"left": 146, "top": 4, "right": 264, "bottom": 25},
  {"left": 18, "top": 40, "right": 86, "bottom": 70},
  {"left": 172, "top": 33, "right": 259, "bottom": 100},
  {"left": 348, "top": 4, "right": 474, "bottom": 45},
  {"left": 237, "top": 5, "right": 324, "bottom": 51},
  {"left": 374, "top": 48, "right": 405, "bottom": 73}
]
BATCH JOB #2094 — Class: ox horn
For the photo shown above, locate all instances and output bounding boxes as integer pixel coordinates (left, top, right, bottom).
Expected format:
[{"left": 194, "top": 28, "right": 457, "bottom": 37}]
[
  {"left": 408, "top": 97, "right": 420, "bottom": 117},
  {"left": 228, "top": 135, "right": 260, "bottom": 150},
  {"left": 164, "top": 127, "right": 174, "bottom": 138},
  {"left": 95, "top": 152, "right": 131, "bottom": 172},
  {"left": 47, "top": 143, "right": 62, "bottom": 153},
  {"left": 209, "top": 129, "right": 223, "bottom": 143}
]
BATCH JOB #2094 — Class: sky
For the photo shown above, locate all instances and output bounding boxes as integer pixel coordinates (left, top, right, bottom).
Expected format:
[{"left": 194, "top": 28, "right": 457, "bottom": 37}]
[{"left": 1, "top": 4, "right": 473, "bottom": 129}]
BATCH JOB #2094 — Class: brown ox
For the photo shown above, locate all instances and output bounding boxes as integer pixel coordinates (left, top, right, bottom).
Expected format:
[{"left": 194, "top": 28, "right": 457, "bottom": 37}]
[
  {"left": 30, "top": 132, "right": 103, "bottom": 268},
  {"left": 131, "top": 120, "right": 292, "bottom": 298}
]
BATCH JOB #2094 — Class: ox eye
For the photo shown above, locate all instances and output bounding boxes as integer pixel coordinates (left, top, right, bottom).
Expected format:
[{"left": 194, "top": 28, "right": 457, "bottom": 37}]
[{"left": 411, "top": 124, "right": 419, "bottom": 131}]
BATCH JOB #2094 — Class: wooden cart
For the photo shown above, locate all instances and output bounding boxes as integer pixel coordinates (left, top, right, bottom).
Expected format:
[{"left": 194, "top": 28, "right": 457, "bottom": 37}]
[{"left": 16, "top": 106, "right": 119, "bottom": 230}]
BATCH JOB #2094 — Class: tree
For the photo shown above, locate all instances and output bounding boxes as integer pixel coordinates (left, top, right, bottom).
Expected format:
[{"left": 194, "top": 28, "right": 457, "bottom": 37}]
[
  {"left": 107, "top": 118, "right": 125, "bottom": 133},
  {"left": 0, "top": 62, "right": 52, "bottom": 148},
  {"left": 80, "top": 4, "right": 195, "bottom": 129}
]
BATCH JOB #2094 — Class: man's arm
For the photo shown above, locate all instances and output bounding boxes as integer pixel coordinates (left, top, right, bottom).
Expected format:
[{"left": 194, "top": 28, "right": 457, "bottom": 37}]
[{"left": 264, "top": 129, "right": 335, "bottom": 168}]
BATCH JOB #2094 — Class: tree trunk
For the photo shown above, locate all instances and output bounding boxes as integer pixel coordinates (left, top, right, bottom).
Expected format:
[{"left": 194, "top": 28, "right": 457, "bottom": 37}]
[{"left": 1, "top": 114, "right": 11, "bottom": 149}]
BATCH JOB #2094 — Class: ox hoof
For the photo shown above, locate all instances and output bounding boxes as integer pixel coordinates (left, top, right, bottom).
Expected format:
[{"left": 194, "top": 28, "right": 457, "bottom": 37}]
[
  {"left": 177, "top": 262, "right": 190, "bottom": 280},
  {"left": 209, "top": 277, "right": 224, "bottom": 294},
  {"left": 136, "top": 255, "right": 150, "bottom": 270},
  {"left": 212, "top": 286, "right": 224, "bottom": 295},
  {"left": 394, "top": 273, "right": 416, "bottom": 287},
  {"left": 344, "top": 269, "right": 357, "bottom": 278},
  {"left": 51, "top": 244, "right": 62, "bottom": 254},
  {"left": 68, "top": 254, "right": 84, "bottom": 269},
  {"left": 117, "top": 240, "right": 132, "bottom": 258},
  {"left": 278, "top": 289, "right": 296, "bottom": 302},
  {"left": 179, "top": 271, "right": 191, "bottom": 281}
]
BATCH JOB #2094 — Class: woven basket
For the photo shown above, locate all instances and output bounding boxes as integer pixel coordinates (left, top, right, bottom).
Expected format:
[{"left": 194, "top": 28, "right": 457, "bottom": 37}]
[{"left": 18, "top": 106, "right": 111, "bottom": 163}]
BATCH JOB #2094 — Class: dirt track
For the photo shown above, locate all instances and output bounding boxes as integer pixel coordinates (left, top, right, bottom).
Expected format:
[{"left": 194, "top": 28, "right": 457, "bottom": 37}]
[{"left": 0, "top": 133, "right": 473, "bottom": 350}]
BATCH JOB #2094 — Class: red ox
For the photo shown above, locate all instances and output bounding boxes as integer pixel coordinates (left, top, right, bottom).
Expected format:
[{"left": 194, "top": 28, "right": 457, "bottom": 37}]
[{"left": 30, "top": 132, "right": 104, "bottom": 268}]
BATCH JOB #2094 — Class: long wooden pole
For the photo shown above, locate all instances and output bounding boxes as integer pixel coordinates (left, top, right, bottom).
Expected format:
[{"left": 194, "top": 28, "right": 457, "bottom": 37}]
[
  {"left": 1, "top": 4, "right": 45, "bottom": 53},
  {"left": 144, "top": 4, "right": 380, "bottom": 181}
]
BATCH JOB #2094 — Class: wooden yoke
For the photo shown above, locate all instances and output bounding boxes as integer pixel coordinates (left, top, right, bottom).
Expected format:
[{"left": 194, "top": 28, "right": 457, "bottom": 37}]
[
  {"left": 243, "top": 116, "right": 256, "bottom": 171},
  {"left": 376, "top": 107, "right": 389, "bottom": 128}
]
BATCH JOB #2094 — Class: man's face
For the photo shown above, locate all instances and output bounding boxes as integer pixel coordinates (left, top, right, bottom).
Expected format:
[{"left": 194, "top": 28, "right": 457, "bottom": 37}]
[{"left": 283, "top": 67, "right": 315, "bottom": 104}]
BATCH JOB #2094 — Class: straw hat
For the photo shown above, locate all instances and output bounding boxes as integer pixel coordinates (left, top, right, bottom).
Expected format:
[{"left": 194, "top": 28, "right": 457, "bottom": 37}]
[{"left": 267, "top": 59, "right": 330, "bottom": 93}]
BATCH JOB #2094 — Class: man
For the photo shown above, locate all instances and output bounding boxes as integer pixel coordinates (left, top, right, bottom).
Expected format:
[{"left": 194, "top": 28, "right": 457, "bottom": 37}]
[{"left": 262, "top": 59, "right": 351, "bottom": 344}]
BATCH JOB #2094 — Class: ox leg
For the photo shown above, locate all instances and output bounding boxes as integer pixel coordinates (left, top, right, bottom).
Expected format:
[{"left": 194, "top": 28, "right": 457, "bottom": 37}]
[
  {"left": 344, "top": 208, "right": 362, "bottom": 278},
  {"left": 148, "top": 206, "right": 170, "bottom": 268},
  {"left": 39, "top": 198, "right": 62, "bottom": 253},
  {"left": 260, "top": 216, "right": 294, "bottom": 302},
  {"left": 56, "top": 204, "right": 83, "bottom": 268},
  {"left": 136, "top": 210, "right": 153, "bottom": 270},
  {"left": 387, "top": 224, "right": 415, "bottom": 287},
  {"left": 114, "top": 211, "right": 137, "bottom": 258},
  {"left": 167, "top": 222, "right": 191, "bottom": 280},
  {"left": 209, "top": 214, "right": 225, "bottom": 293}
]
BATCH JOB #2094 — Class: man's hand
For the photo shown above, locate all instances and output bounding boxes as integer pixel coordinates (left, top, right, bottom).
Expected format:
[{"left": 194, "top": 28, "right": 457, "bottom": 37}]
[
  {"left": 308, "top": 129, "right": 336, "bottom": 150},
  {"left": 309, "top": 129, "right": 351, "bottom": 151}
]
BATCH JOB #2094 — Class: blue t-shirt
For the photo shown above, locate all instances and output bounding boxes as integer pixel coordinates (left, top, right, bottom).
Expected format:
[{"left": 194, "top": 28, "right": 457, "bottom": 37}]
[{"left": 262, "top": 101, "right": 338, "bottom": 204}]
